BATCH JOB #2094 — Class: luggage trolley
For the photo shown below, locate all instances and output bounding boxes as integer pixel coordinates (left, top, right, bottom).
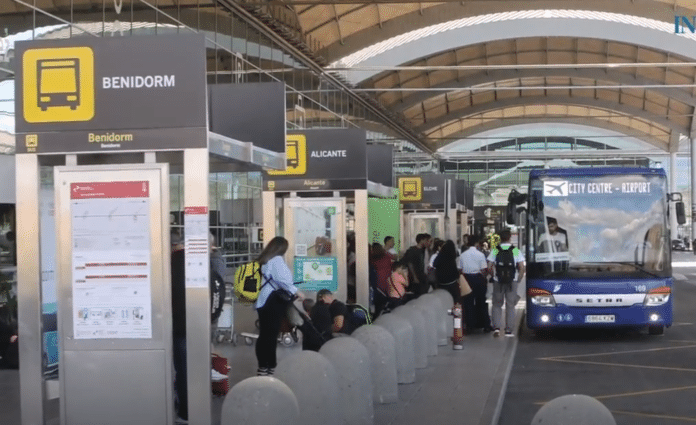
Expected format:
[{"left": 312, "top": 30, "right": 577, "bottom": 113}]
[{"left": 214, "top": 283, "right": 238, "bottom": 345}]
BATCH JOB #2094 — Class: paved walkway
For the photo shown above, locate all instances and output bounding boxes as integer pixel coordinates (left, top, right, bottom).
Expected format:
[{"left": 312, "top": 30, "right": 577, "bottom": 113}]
[{"left": 0, "top": 285, "right": 524, "bottom": 425}]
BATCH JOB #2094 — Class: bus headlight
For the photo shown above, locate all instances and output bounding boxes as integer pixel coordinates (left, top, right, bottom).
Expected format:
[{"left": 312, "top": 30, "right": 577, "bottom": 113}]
[
  {"left": 644, "top": 286, "right": 671, "bottom": 306},
  {"left": 528, "top": 288, "right": 556, "bottom": 307}
]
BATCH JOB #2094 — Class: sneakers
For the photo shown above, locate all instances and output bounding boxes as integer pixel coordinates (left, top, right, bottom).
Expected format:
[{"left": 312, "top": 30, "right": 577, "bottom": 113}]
[
  {"left": 504, "top": 328, "right": 514, "bottom": 337},
  {"left": 492, "top": 328, "right": 500, "bottom": 337},
  {"left": 211, "top": 368, "right": 228, "bottom": 382},
  {"left": 256, "top": 367, "right": 274, "bottom": 376},
  {"left": 175, "top": 417, "right": 188, "bottom": 425}
]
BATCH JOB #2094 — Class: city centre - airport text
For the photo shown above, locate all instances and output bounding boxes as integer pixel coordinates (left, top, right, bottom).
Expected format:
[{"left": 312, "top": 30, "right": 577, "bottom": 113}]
[
  {"left": 102, "top": 75, "right": 175, "bottom": 89},
  {"left": 88, "top": 132, "right": 133, "bottom": 143}
]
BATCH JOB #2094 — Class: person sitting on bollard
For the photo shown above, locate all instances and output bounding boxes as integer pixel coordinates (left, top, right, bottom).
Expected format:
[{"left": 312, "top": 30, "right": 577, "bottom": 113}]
[
  {"left": 312, "top": 289, "right": 357, "bottom": 337},
  {"left": 386, "top": 261, "right": 410, "bottom": 310},
  {"left": 299, "top": 298, "right": 326, "bottom": 352}
]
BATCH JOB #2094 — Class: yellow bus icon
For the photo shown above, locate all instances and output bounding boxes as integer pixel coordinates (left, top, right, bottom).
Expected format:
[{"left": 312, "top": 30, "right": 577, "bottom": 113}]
[
  {"left": 23, "top": 47, "right": 94, "bottom": 123},
  {"left": 37, "top": 58, "right": 81, "bottom": 111},
  {"left": 268, "top": 135, "right": 307, "bottom": 175},
  {"left": 399, "top": 177, "right": 422, "bottom": 201}
]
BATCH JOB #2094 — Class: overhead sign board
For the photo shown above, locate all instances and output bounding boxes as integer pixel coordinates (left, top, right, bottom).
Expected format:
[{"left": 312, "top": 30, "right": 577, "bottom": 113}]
[
  {"left": 15, "top": 34, "right": 207, "bottom": 154},
  {"left": 399, "top": 174, "right": 454, "bottom": 209},
  {"left": 209, "top": 82, "right": 286, "bottom": 154},
  {"left": 263, "top": 128, "right": 367, "bottom": 191},
  {"left": 367, "top": 144, "right": 394, "bottom": 187}
]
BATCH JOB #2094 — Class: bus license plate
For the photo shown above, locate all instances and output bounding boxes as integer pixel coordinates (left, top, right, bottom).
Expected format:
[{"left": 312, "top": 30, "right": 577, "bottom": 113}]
[{"left": 585, "top": 315, "right": 615, "bottom": 323}]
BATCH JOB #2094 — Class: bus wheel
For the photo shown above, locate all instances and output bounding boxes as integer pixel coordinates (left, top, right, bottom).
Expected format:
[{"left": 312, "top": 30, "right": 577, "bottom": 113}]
[{"left": 648, "top": 325, "right": 664, "bottom": 335}]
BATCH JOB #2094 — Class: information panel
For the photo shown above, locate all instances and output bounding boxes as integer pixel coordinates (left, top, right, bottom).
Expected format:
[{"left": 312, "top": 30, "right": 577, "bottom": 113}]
[
  {"left": 70, "top": 181, "right": 152, "bottom": 339},
  {"left": 184, "top": 206, "right": 209, "bottom": 288},
  {"left": 293, "top": 257, "right": 338, "bottom": 291}
]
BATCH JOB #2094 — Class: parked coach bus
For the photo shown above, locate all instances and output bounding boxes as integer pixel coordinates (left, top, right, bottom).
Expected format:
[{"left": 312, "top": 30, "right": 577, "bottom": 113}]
[{"left": 507, "top": 167, "right": 685, "bottom": 335}]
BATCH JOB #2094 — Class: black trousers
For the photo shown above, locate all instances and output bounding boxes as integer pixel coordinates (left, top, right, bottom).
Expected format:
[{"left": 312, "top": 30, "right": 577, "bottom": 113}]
[
  {"left": 464, "top": 273, "right": 490, "bottom": 329},
  {"left": 255, "top": 291, "right": 288, "bottom": 369}
]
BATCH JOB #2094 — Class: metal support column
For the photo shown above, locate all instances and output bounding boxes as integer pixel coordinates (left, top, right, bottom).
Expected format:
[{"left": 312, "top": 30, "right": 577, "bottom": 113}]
[
  {"left": 262, "top": 191, "right": 276, "bottom": 245},
  {"left": 670, "top": 152, "right": 679, "bottom": 241},
  {"left": 17, "top": 154, "right": 44, "bottom": 425},
  {"left": 354, "top": 190, "right": 369, "bottom": 307},
  {"left": 692, "top": 139, "right": 696, "bottom": 251},
  {"left": 184, "top": 148, "right": 211, "bottom": 425}
]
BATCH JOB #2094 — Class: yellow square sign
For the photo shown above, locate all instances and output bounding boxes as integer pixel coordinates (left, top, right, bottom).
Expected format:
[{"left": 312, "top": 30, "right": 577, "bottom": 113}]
[
  {"left": 399, "top": 177, "right": 422, "bottom": 201},
  {"left": 268, "top": 134, "right": 307, "bottom": 175},
  {"left": 23, "top": 46, "right": 95, "bottom": 123}
]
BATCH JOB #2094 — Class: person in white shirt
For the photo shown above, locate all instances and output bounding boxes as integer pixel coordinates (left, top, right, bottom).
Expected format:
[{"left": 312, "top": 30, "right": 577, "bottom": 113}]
[
  {"left": 537, "top": 217, "right": 568, "bottom": 253},
  {"left": 458, "top": 235, "right": 492, "bottom": 332},
  {"left": 384, "top": 236, "right": 398, "bottom": 261}
]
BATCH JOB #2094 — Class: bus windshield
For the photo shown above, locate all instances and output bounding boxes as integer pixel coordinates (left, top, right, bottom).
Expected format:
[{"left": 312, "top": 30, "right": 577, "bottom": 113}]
[{"left": 527, "top": 173, "right": 670, "bottom": 279}]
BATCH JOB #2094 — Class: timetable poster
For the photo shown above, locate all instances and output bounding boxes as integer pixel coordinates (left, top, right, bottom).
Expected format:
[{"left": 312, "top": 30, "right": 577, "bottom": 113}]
[{"left": 70, "top": 181, "right": 152, "bottom": 339}]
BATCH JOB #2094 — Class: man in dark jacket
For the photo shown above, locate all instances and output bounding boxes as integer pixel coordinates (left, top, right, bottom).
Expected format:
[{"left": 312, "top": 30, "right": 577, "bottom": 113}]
[
  {"left": 170, "top": 231, "right": 188, "bottom": 422},
  {"left": 402, "top": 233, "right": 431, "bottom": 297}
]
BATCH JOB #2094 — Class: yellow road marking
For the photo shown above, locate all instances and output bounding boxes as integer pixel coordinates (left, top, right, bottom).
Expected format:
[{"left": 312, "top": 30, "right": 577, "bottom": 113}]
[
  {"left": 611, "top": 409, "right": 696, "bottom": 422},
  {"left": 542, "top": 358, "right": 696, "bottom": 372},
  {"left": 592, "top": 385, "right": 696, "bottom": 400},
  {"left": 538, "top": 344, "right": 696, "bottom": 360}
]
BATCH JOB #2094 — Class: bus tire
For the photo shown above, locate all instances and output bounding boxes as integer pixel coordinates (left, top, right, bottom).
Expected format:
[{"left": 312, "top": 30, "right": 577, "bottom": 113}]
[{"left": 648, "top": 325, "right": 664, "bottom": 335}]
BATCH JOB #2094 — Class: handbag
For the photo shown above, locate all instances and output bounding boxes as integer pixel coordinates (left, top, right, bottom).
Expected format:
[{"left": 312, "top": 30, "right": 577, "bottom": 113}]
[
  {"left": 264, "top": 273, "right": 296, "bottom": 302},
  {"left": 458, "top": 274, "right": 472, "bottom": 296}
]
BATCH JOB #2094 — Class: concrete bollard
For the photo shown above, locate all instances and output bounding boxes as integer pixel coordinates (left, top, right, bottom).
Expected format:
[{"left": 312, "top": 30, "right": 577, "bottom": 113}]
[
  {"left": 319, "top": 337, "right": 374, "bottom": 425},
  {"left": 392, "top": 305, "right": 428, "bottom": 369},
  {"left": 351, "top": 325, "right": 399, "bottom": 404},
  {"left": 421, "top": 293, "right": 449, "bottom": 346},
  {"left": 274, "top": 351, "right": 342, "bottom": 425},
  {"left": 432, "top": 289, "right": 455, "bottom": 337},
  {"left": 373, "top": 313, "right": 416, "bottom": 384},
  {"left": 432, "top": 289, "right": 454, "bottom": 311},
  {"left": 409, "top": 295, "right": 439, "bottom": 356},
  {"left": 531, "top": 394, "right": 616, "bottom": 425},
  {"left": 221, "top": 376, "right": 299, "bottom": 425}
]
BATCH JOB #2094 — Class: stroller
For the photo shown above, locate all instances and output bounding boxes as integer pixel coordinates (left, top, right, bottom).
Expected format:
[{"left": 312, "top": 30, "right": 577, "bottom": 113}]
[{"left": 241, "top": 299, "right": 326, "bottom": 348}]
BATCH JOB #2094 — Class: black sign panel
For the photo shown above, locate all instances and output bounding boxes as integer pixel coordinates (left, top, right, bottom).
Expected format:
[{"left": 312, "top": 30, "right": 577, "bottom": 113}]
[
  {"left": 209, "top": 82, "right": 286, "bottom": 153},
  {"left": 367, "top": 144, "right": 394, "bottom": 187},
  {"left": 474, "top": 205, "right": 506, "bottom": 222},
  {"left": 15, "top": 34, "right": 207, "bottom": 153},
  {"left": 400, "top": 173, "right": 452, "bottom": 209},
  {"left": 263, "top": 128, "right": 367, "bottom": 191},
  {"left": 455, "top": 180, "right": 474, "bottom": 209}
]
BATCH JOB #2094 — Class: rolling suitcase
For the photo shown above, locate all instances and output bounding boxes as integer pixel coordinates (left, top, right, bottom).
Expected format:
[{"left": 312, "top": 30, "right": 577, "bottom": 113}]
[{"left": 211, "top": 353, "right": 230, "bottom": 396}]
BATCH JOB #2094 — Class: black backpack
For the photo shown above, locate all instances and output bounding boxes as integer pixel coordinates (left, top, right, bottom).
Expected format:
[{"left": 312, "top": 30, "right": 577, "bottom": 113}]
[
  {"left": 210, "top": 269, "right": 226, "bottom": 322},
  {"left": 495, "top": 245, "right": 516, "bottom": 286}
]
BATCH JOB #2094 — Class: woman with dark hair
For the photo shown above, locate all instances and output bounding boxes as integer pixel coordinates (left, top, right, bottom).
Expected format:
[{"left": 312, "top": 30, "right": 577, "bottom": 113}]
[
  {"left": 254, "top": 236, "right": 304, "bottom": 376},
  {"left": 433, "top": 240, "right": 461, "bottom": 304},
  {"left": 370, "top": 242, "right": 393, "bottom": 317}
]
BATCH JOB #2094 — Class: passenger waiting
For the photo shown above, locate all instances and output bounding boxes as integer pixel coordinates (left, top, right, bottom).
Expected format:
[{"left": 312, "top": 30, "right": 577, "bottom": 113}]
[
  {"left": 386, "top": 261, "right": 410, "bottom": 309},
  {"left": 370, "top": 242, "right": 393, "bottom": 317}
]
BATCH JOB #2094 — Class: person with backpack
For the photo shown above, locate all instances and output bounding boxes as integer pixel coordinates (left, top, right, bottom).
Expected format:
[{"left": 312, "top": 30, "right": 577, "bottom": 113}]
[
  {"left": 254, "top": 236, "right": 305, "bottom": 376},
  {"left": 487, "top": 229, "right": 525, "bottom": 337}
]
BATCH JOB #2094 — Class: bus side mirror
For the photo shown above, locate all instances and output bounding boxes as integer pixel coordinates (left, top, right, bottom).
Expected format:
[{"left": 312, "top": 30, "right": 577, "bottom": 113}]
[
  {"left": 506, "top": 203, "right": 515, "bottom": 225},
  {"left": 676, "top": 201, "right": 686, "bottom": 225}
]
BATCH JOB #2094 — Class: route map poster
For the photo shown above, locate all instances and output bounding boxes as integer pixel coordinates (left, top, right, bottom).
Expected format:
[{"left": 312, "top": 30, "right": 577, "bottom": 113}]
[{"left": 70, "top": 181, "right": 152, "bottom": 339}]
